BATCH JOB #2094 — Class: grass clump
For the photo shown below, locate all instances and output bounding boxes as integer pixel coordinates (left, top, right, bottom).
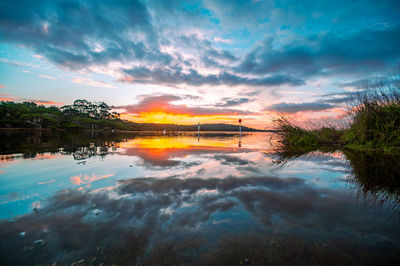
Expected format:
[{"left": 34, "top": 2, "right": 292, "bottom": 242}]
[
  {"left": 274, "top": 117, "right": 345, "bottom": 147},
  {"left": 348, "top": 82, "right": 400, "bottom": 148},
  {"left": 274, "top": 74, "right": 400, "bottom": 152}
]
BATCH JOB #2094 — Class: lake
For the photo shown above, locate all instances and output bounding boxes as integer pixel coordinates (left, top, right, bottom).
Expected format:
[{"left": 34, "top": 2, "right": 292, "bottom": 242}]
[{"left": 0, "top": 131, "right": 399, "bottom": 265}]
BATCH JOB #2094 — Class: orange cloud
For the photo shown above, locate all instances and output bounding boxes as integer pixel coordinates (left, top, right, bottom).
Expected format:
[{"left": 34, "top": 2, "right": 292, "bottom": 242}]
[
  {"left": 0, "top": 96, "right": 16, "bottom": 101},
  {"left": 30, "top": 100, "right": 63, "bottom": 106},
  {"left": 0, "top": 92, "right": 17, "bottom": 101},
  {"left": 38, "top": 74, "right": 56, "bottom": 80},
  {"left": 121, "top": 94, "right": 254, "bottom": 117},
  {"left": 0, "top": 92, "right": 62, "bottom": 105}
]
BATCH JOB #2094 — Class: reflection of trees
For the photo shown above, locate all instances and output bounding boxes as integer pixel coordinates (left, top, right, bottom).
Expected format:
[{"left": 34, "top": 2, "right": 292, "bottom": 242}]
[
  {"left": 72, "top": 145, "right": 114, "bottom": 160},
  {"left": 0, "top": 131, "right": 127, "bottom": 159},
  {"left": 343, "top": 150, "right": 400, "bottom": 212},
  {"left": 272, "top": 144, "right": 340, "bottom": 167},
  {"left": 273, "top": 145, "right": 400, "bottom": 213}
]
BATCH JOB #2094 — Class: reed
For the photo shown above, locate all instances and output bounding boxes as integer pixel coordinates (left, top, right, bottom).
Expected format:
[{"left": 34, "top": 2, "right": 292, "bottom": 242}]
[{"left": 274, "top": 72, "right": 400, "bottom": 151}]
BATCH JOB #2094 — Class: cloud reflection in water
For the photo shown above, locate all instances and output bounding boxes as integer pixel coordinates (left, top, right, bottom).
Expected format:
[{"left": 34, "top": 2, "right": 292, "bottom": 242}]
[{"left": 1, "top": 174, "right": 400, "bottom": 265}]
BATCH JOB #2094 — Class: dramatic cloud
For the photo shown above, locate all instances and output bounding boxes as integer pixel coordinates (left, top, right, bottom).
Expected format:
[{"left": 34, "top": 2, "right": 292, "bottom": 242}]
[
  {"left": 216, "top": 97, "right": 252, "bottom": 107},
  {"left": 176, "top": 33, "right": 238, "bottom": 67},
  {"left": 264, "top": 102, "right": 335, "bottom": 113},
  {"left": 121, "top": 67, "right": 304, "bottom": 87},
  {"left": 120, "top": 94, "right": 254, "bottom": 116},
  {"left": 236, "top": 24, "right": 400, "bottom": 78},
  {"left": 0, "top": 0, "right": 165, "bottom": 69}
]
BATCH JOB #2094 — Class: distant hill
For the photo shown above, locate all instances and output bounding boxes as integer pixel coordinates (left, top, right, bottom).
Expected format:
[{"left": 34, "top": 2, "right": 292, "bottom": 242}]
[{"left": 123, "top": 122, "right": 269, "bottom": 132}]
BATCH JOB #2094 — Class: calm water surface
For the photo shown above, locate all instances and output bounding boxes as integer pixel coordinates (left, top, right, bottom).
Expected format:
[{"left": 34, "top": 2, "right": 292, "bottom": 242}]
[{"left": 0, "top": 131, "right": 399, "bottom": 265}]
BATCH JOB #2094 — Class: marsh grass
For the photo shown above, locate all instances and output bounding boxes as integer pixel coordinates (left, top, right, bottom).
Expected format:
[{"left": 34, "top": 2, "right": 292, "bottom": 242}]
[
  {"left": 273, "top": 117, "right": 346, "bottom": 146},
  {"left": 347, "top": 76, "right": 400, "bottom": 148},
  {"left": 343, "top": 150, "right": 400, "bottom": 214},
  {"left": 274, "top": 73, "right": 400, "bottom": 152}
]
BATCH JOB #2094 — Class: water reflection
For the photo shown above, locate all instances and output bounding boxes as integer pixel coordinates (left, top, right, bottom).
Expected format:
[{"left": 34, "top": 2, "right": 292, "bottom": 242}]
[
  {"left": 273, "top": 145, "right": 400, "bottom": 214},
  {"left": 0, "top": 132, "right": 400, "bottom": 265},
  {"left": 117, "top": 137, "right": 250, "bottom": 167},
  {"left": 72, "top": 144, "right": 115, "bottom": 160},
  {"left": 1, "top": 175, "right": 400, "bottom": 265},
  {"left": 0, "top": 131, "right": 259, "bottom": 160}
]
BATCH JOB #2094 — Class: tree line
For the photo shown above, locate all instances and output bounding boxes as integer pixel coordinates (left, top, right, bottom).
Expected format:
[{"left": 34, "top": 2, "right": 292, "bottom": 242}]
[{"left": 0, "top": 100, "right": 126, "bottom": 130}]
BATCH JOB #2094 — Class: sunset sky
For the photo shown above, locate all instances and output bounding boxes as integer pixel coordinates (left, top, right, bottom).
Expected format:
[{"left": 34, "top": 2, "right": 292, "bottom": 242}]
[{"left": 1, "top": 0, "right": 399, "bottom": 129}]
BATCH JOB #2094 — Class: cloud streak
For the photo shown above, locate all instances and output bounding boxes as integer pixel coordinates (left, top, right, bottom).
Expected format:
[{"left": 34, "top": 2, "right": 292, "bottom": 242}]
[
  {"left": 71, "top": 76, "right": 115, "bottom": 89},
  {"left": 216, "top": 97, "right": 252, "bottom": 107},
  {"left": 264, "top": 102, "right": 335, "bottom": 113},
  {"left": 38, "top": 74, "right": 56, "bottom": 80}
]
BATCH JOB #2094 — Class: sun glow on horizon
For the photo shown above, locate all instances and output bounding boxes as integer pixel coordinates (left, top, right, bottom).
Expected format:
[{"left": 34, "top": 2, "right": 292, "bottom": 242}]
[{"left": 120, "top": 112, "right": 250, "bottom": 126}]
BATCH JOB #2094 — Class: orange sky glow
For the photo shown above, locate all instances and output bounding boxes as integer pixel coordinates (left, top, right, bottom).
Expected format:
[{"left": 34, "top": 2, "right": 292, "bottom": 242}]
[
  {"left": 120, "top": 112, "right": 264, "bottom": 129},
  {"left": 120, "top": 107, "right": 349, "bottom": 130}
]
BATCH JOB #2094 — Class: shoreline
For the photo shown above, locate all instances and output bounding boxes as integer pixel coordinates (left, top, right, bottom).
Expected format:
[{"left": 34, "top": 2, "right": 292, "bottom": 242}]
[{"left": 0, "top": 128, "right": 276, "bottom": 133}]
